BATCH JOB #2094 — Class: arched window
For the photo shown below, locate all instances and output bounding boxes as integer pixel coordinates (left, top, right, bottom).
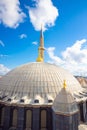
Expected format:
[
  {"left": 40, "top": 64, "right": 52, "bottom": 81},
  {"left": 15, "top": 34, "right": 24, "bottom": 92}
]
[
  {"left": 34, "top": 99, "right": 39, "bottom": 103},
  {"left": 41, "top": 110, "right": 47, "bottom": 129},
  {"left": 12, "top": 109, "right": 18, "bottom": 127},
  {"left": 26, "top": 110, "right": 32, "bottom": 129},
  {"left": 0, "top": 107, "right": 5, "bottom": 126}
]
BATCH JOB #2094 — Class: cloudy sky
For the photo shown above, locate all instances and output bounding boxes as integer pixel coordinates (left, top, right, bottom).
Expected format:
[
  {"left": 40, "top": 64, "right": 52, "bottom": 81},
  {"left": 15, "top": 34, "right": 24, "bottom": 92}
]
[{"left": 0, "top": 0, "right": 87, "bottom": 76}]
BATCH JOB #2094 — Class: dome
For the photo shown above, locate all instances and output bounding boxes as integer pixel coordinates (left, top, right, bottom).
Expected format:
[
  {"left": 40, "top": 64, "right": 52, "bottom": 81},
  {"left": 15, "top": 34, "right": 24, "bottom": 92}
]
[
  {"left": 52, "top": 86, "right": 79, "bottom": 114},
  {"left": 0, "top": 62, "right": 82, "bottom": 105}
]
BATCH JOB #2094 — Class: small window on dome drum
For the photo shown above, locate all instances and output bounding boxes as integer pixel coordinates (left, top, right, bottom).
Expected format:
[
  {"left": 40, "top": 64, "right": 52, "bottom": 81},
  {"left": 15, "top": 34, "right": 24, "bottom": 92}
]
[
  {"left": 34, "top": 99, "right": 39, "bottom": 103},
  {"left": 48, "top": 99, "right": 53, "bottom": 103},
  {"left": 20, "top": 99, "right": 24, "bottom": 103},
  {"left": 8, "top": 98, "right": 11, "bottom": 101}
]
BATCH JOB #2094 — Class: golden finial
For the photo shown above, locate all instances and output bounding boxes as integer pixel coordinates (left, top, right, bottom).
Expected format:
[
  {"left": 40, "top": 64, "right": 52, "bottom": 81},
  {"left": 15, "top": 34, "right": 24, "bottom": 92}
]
[
  {"left": 63, "top": 80, "right": 67, "bottom": 89},
  {"left": 36, "top": 48, "right": 43, "bottom": 62}
]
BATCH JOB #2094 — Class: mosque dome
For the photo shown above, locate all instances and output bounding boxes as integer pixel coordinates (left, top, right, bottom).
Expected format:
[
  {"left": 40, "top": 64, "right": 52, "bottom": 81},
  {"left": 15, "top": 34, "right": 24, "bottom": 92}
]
[
  {"left": 0, "top": 62, "right": 82, "bottom": 105},
  {"left": 52, "top": 81, "right": 79, "bottom": 114}
]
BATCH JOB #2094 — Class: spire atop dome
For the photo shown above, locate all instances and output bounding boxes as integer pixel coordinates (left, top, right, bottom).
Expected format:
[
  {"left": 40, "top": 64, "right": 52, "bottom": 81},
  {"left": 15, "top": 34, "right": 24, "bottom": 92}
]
[
  {"left": 36, "top": 25, "right": 45, "bottom": 62},
  {"left": 40, "top": 24, "right": 43, "bottom": 38}
]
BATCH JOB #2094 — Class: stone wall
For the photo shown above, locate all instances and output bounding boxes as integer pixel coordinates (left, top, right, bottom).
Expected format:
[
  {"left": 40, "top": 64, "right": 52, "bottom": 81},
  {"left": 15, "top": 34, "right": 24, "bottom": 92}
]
[{"left": 0, "top": 105, "right": 53, "bottom": 130}]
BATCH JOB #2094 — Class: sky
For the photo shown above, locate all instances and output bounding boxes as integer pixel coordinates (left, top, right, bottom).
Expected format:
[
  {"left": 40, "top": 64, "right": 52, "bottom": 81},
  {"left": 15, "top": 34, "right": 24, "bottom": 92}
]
[{"left": 0, "top": 0, "right": 87, "bottom": 76}]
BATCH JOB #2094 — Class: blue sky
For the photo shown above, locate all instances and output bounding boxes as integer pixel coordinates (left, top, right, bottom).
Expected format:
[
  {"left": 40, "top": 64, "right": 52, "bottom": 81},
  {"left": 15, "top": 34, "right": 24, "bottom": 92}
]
[{"left": 0, "top": 0, "right": 87, "bottom": 76}]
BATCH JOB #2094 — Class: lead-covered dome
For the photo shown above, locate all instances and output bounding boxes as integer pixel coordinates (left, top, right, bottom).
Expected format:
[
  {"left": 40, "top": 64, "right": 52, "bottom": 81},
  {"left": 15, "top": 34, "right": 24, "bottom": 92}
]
[
  {"left": 52, "top": 87, "right": 79, "bottom": 114},
  {"left": 0, "top": 62, "right": 82, "bottom": 105}
]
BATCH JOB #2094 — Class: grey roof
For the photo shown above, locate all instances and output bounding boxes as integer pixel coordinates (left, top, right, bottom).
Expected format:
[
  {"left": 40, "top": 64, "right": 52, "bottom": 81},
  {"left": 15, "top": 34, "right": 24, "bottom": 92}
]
[
  {"left": 52, "top": 87, "right": 79, "bottom": 114},
  {"left": 0, "top": 62, "right": 82, "bottom": 105}
]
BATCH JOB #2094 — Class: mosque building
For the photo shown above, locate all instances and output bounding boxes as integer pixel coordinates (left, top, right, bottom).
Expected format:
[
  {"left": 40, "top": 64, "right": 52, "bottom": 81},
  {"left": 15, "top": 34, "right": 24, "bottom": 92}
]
[{"left": 0, "top": 28, "right": 87, "bottom": 130}]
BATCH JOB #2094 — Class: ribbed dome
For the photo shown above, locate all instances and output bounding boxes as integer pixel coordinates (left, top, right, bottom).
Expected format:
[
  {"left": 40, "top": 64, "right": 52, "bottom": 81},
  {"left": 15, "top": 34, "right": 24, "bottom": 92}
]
[{"left": 0, "top": 62, "right": 82, "bottom": 105}]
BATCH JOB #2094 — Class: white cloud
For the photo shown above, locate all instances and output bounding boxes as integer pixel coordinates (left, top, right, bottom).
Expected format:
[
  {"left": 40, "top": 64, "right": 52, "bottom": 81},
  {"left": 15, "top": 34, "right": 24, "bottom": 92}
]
[
  {"left": 47, "top": 39, "right": 87, "bottom": 76},
  {"left": 0, "top": 0, "right": 26, "bottom": 28},
  {"left": 46, "top": 47, "right": 64, "bottom": 65},
  {"left": 62, "top": 39, "right": 87, "bottom": 64},
  {"left": 0, "top": 40, "right": 5, "bottom": 47},
  {"left": 0, "top": 54, "right": 8, "bottom": 58},
  {"left": 28, "top": 0, "right": 59, "bottom": 31},
  {"left": 0, "top": 64, "right": 10, "bottom": 75},
  {"left": 32, "top": 41, "right": 38, "bottom": 45},
  {"left": 19, "top": 34, "right": 27, "bottom": 39}
]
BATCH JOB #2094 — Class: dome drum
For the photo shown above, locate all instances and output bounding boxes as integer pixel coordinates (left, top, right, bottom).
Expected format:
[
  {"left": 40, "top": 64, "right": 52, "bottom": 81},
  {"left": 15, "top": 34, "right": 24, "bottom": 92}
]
[{"left": 0, "top": 104, "right": 53, "bottom": 130}]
